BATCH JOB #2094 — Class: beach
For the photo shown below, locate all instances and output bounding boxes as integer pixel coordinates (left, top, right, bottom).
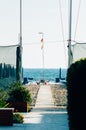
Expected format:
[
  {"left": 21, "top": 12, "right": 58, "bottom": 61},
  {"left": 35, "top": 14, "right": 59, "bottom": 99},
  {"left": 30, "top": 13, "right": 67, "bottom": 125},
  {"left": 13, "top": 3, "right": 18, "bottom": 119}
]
[
  {"left": 24, "top": 82, "right": 67, "bottom": 108},
  {"left": 50, "top": 83, "right": 67, "bottom": 108},
  {"left": 24, "top": 84, "right": 40, "bottom": 107}
]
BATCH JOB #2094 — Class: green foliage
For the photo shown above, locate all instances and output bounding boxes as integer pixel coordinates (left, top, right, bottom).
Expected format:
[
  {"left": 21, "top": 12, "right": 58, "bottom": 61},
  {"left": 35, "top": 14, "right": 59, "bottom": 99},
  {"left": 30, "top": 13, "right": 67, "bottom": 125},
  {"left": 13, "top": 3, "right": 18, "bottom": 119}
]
[
  {"left": 13, "top": 113, "right": 24, "bottom": 123},
  {"left": 0, "top": 89, "right": 9, "bottom": 108},
  {"left": 7, "top": 81, "right": 32, "bottom": 103},
  {"left": 66, "top": 58, "right": 86, "bottom": 130}
]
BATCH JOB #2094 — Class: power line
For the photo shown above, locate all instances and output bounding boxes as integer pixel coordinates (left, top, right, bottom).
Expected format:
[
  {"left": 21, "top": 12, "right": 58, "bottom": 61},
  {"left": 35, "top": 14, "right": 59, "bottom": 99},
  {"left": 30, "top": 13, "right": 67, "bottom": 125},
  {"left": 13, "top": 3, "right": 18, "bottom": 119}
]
[
  {"left": 22, "top": 40, "right": 67, "bottom": 46},
  {"left": 58, "top": 0, "right": 67, "bottom": 67},
  {"left": 0, "top": 39, "right": 86, "bottom": 46},
  {"left": 74, "top": 0, "right": 81, "bottom": 41},
  {"left": 58, "top": 0, "right": 65, "bottom": 42}
]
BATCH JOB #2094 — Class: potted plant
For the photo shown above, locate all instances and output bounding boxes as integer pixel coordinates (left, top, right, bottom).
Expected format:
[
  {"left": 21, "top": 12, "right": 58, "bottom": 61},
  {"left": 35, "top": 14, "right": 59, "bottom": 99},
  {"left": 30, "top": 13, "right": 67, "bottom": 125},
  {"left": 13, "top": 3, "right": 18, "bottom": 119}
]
[{"left": 7, "top": 81, "right": 32, "bottom": 112}]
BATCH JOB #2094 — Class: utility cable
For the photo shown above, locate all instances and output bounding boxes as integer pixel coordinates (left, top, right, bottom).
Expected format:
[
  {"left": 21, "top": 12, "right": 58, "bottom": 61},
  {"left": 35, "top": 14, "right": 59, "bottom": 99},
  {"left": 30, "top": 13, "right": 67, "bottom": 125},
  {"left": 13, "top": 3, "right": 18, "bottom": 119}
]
[
  {"left": 74, "top": 0, "right": 81, "bottom": 41},
  {"left": 58, "top": 0, "right": 67, "bottom": 67}
]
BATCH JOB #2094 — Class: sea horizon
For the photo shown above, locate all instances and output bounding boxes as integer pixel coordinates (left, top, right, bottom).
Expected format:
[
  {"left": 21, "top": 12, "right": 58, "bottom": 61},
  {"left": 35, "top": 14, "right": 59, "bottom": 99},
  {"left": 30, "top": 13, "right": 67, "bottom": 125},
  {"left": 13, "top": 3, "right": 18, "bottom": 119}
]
[{"left": 23, "top": 68, "right": 67, "bottom": 83}]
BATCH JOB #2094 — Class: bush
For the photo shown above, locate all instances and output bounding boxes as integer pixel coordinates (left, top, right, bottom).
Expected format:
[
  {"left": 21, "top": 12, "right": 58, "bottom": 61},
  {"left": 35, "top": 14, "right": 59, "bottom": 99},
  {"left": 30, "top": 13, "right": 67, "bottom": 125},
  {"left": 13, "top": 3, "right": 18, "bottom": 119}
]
[
  {"left": 7, "top": 81, "right": 32, "bottom": 103},
  {"left": 13, "top": 113, "right": 24, "bottom": 123},
  {"left": 66, "top": 58, "right": 86, "bottom": 130},
  {"left": 0, "top": 89, "right": 9, "bottom": 108},
  {"left": 6, "top": 81, "right": 32, "bottom": 112}
]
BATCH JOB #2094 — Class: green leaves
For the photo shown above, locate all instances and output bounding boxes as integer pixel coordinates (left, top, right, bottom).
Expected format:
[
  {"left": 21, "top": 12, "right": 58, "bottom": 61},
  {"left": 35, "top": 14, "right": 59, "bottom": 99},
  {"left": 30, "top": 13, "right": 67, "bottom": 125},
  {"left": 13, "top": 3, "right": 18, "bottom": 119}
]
[{"left": 7, "top": 81, "right": 32, "bottom": 103}]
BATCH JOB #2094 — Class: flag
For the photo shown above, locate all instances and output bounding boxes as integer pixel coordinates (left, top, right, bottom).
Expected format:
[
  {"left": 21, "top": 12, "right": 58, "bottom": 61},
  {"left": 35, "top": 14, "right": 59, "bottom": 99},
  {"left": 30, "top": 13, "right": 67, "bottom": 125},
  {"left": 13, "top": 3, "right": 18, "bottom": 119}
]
[{"left": 41, "top": 38, "right": 44, "bottom": 49}]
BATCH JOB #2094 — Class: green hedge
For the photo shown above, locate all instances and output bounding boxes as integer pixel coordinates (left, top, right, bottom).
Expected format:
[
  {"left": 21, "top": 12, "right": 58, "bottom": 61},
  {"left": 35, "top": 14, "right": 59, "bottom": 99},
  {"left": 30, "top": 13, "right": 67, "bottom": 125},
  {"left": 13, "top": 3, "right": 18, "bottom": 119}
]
[{"left": 66, "top": 58, "right": 86, "bottom": 130}]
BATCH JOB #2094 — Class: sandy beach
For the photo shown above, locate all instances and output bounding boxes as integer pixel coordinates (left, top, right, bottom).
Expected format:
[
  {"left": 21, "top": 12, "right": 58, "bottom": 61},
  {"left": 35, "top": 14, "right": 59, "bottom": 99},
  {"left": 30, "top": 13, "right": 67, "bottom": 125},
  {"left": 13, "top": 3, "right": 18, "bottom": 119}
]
[
  {"left": 24, "top": 82, "right": 67, "bottom": 108},
  {"left": 24, "top": 84, "right": 40, "bottom": 107},
  {"left": 50, "top": 83, "right": 67, "bottom": 108}
]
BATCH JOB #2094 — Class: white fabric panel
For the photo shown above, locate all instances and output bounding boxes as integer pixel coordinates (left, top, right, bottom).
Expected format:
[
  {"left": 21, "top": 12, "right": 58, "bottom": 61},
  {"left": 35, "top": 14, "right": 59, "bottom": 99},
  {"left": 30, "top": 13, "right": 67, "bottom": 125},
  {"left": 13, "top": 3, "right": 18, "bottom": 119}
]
[
  {"left": 0, "top": 45, "right": 18, "bottom": 67},
  {"left": 71, "top": 43, "right": 86, "bottom": 63}
]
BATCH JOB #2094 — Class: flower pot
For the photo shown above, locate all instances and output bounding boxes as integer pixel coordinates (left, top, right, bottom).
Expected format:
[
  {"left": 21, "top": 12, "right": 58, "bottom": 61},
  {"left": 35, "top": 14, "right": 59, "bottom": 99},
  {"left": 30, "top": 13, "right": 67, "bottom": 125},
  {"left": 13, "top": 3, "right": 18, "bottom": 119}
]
[
  {"left": 0, "top": 108, "right": 14, "bottom": 126},
  {"left": 9, "top": 102, "right": 28, "bottom": 112}
]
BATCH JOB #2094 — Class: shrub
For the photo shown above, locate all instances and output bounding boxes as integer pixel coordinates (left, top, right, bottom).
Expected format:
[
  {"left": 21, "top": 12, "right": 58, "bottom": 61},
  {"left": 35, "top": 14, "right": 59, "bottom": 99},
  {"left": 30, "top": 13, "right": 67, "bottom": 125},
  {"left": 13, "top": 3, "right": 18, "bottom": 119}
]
[
  {"left": 6, "top": 81, "right": 32, "bottom": 112},
  {"left": 13, "top": 113, "right": 24, "bottom": 123},
  {"left": 66, "top": 58, "right": 86, "bottom": 130},
  {"left": 7, "top": 81, "right": 32, "bottom": 103},
  {"left": 0, "top": 89, "right": 9, "bottom": 108}
]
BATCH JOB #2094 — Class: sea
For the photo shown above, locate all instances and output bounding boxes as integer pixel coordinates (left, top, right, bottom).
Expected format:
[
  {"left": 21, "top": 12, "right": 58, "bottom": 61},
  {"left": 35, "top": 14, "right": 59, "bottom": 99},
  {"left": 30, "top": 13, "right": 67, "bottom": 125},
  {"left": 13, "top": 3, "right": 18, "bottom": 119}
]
[{"left": 23, "top": 68, "right": 67, "bottom": 83}]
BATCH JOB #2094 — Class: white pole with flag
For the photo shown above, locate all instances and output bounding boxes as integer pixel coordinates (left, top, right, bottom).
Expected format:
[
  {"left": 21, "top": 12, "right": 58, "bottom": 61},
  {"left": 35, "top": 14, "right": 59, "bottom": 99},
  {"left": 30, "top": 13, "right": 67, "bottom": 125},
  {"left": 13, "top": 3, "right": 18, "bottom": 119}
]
[
  {"left": 39, "top": 32, "right": 44, "bottom": 81},
  {"left": 41, "top": 35, "right": 44, "bottom": 71}
]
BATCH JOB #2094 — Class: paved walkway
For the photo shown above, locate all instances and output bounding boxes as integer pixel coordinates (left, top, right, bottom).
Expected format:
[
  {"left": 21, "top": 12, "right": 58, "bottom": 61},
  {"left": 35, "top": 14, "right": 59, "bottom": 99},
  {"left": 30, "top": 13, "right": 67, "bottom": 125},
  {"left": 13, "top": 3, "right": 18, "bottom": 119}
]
[
  {"left": 35, "top": 85, "right": 54, "bottom": 107},
  {"left": 0, "top": 85, "right": 69, "bottom": 130}
]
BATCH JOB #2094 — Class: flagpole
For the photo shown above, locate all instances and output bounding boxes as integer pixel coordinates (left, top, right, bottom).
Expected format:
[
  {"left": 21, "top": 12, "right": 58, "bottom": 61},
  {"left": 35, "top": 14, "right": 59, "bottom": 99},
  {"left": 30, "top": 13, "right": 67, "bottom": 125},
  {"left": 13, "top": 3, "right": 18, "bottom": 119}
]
[
  {"left": 42, "top": 33, "right": 44, "bottom": 72},
  {"left": 68, "top": 0, "right": 72, "bottom": 67},
  {"left": 39, "top": 32, "right": 44, "bottom": 81}
]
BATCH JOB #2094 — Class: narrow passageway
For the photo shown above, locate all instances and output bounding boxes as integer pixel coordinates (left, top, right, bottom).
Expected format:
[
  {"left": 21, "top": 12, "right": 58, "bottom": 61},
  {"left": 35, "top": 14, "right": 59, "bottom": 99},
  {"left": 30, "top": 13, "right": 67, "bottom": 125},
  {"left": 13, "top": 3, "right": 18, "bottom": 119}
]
[
  {"left": 23, "top": 84, "right": 69, "bottom": 130},
  {"left": 35, "top": 85, "right": 54, "bottom": 107},
  {"left": 0, "top": 84, "right": 69, "bottom": 130}
]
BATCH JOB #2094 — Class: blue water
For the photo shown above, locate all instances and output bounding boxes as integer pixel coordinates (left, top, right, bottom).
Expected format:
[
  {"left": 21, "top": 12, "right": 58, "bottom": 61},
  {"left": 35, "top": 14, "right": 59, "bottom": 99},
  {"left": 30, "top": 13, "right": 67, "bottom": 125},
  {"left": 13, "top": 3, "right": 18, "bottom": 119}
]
[{"left": 23, "top": 68, "right": 67, "bottom": 82}]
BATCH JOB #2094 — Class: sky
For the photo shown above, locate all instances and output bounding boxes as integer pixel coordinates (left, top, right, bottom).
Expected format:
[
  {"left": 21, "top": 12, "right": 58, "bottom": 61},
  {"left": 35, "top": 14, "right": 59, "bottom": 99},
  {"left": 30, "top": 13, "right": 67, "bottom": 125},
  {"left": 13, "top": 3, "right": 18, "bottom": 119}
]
[{"left": 0, "top": 0, "right": 86, "bottom": 68}]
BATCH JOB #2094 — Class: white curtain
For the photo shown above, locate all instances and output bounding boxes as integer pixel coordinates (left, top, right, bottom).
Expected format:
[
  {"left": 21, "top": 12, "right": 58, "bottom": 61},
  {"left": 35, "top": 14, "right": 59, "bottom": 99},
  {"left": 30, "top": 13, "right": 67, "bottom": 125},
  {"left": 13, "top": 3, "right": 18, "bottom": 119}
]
[{"left": 71, "top": 42, "right": 86, "bottom": 63}]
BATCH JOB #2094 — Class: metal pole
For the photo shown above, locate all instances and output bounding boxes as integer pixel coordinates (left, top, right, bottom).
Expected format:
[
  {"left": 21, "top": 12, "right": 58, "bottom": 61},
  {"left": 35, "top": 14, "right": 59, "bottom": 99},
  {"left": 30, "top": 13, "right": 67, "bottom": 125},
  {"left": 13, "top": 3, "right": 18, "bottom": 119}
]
[
  {"left": 20, "top": 0, "right": 22, "bottom": 82},
  {"left": 42, "top": 33, "right": 44, "bottom": 71},
  {"left": 20, "top": 0, "right": 22, "bottom": 47},
  {"left": 39, "top": 32, "right": 44, "bottom": 81},
  {"left": 68, "top": 0, "right": 72, "bottom": 67},
  {"left": 42, "top": 35, "right": 44, "bottom": 81}
]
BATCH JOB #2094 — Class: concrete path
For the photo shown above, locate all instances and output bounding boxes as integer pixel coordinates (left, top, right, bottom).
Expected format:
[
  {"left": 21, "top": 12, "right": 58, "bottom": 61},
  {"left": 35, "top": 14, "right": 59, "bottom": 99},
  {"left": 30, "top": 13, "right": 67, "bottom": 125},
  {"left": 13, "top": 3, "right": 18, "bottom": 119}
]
[
  {"left": 35, "top": 85, "right": 54, "bottom": 107},
  {"left": 0, "top": 85, "right": 69, "bottom": 130}
]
